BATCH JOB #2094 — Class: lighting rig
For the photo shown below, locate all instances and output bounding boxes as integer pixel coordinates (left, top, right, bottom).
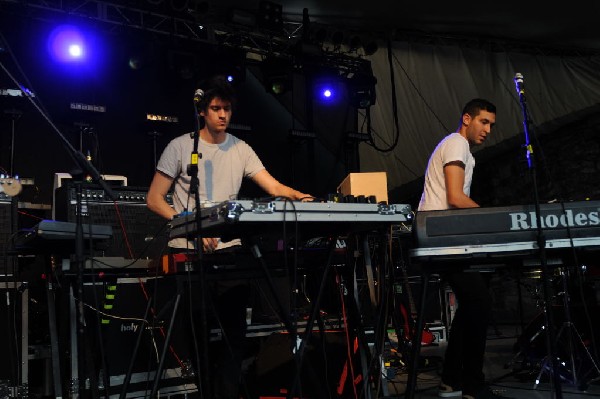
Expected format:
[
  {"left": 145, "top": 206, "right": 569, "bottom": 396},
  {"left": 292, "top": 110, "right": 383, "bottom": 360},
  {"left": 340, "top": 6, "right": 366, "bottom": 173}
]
[{"left": 1, "top": 0, "right": 378, "bottom": 105}]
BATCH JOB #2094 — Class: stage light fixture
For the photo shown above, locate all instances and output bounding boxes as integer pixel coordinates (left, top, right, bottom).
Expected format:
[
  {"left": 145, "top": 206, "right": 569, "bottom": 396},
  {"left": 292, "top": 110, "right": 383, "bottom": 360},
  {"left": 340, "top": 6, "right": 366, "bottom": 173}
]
[
  {"left": 261, "top": 56, "right": 292, "bottom": 95},
  {"left": 313, "top": 77, "right": 345, "bottom": 104},
  {"left": 220, "top": 64, "right": 245, "bottom": 85},
  {"left": 347, "top": 73, "right": 377, "bottom": 108},
  {"left": 257, "top": 1, "right": 283, "bottom": 32},
  {"left": 69, "top": 44, "right": 83, "bottom": 57},
  {"left": 211, "top": 47, "right": 247, "bottom": 85},
  {"left": 128, "top": 54, "right": 143, "bottom": 70},
  {"left": 48, "top": 25, "right": 87, "bottom": 63},
  {"left": 208, "top": 67, "right": 243, "bottom": 84}
]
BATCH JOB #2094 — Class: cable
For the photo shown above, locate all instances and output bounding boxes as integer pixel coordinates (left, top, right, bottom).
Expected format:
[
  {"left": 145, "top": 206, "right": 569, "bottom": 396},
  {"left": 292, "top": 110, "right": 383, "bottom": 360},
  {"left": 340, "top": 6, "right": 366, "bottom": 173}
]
[
  {"left": 335, "top": 267, "right": 359, "bottom": 399},
  {"left": 112, "top": 201, "right": 135, "bottom": 259},
  {"left": 363, "top": 39, "right": 400, "bottom": 154}
]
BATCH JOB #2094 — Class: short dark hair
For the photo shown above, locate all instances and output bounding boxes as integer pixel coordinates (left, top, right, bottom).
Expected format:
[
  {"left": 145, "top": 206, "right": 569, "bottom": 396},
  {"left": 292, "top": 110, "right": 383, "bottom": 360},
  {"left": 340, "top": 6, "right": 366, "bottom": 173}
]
[
  {"left": 461, "top": 98, "right": 496, "bottom": 120},
  {"left": 196, "top": 75, "right": 237, "bottom": 112}
]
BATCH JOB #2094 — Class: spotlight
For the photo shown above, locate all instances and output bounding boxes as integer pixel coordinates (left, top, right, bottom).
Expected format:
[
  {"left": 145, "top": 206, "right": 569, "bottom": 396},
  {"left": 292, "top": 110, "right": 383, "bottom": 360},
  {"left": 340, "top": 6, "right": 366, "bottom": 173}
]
[
  {"left": 69, "top": 44, "right": 83, "bottom": 57},
  {"left": 313, "top": 76, "right": 344, "bottom": 104},
  {"left": 267, "top": 74, "right": 292, "bottom": 95},
  {"left": 128, "top": 54, "right": 144, "bottom": 70},
  {"left": 48, "top": 25, "right": 86, "bottom": 63},
  {"left": 261, "top": 56, "right": 292, "bottom": 95},
  {"left": 212, "top": 47, "right": 247, "bottom": 85}
]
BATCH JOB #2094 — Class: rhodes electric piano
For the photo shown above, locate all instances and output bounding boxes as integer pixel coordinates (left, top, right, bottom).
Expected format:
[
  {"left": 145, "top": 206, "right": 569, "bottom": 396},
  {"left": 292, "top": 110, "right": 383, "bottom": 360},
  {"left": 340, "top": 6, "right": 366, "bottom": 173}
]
[
  {"left": 410, "top": 200, "right": 600, "bottom": 266},
  {"left": 404, "top": 200, "right": 600, "bottom": 399},
  {"left": 169, "top": 200, "right": 412, "bottom": 239}
]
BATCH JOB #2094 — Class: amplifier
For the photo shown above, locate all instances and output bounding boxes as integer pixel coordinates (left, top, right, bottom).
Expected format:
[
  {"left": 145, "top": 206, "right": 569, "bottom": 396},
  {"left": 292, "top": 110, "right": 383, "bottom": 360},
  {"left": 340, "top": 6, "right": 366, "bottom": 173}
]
[
  {"left": 0, "top": 198, "right": 17, "bottom": 274},
  {"left": 0, "top": 282, "right": 28, "bottom": 396},
  {"left": 81, "top": 277, "right": 197, "bottom": 397},
  {"left": 54, "top": 185, "right": 172, "bottom": 259}
]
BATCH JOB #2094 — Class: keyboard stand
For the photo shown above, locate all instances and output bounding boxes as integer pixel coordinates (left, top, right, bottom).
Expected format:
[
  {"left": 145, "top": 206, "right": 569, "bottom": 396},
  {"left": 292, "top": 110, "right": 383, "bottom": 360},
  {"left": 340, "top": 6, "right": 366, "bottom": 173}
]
[{"left": 46, "top": 266, "right": 65, "bottom": 398}]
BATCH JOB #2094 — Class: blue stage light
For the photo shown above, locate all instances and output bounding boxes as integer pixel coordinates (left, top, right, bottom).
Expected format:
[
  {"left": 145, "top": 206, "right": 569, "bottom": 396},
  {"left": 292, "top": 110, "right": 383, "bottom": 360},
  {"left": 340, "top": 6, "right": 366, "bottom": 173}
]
[
  {"left": 69, "top": 44, "right": 83, "bottom": 57},
  {"left": 314, "top": 78, "right": 344, "bottom": 104},
  {"left": 48, "top": 25, "right": 86, "bottom": 63}
]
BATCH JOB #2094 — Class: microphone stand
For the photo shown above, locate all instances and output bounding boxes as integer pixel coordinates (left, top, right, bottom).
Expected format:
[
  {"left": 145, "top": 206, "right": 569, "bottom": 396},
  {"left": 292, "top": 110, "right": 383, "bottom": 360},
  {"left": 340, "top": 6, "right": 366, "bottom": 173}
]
[
  {"left": 0, "top": 59, "right": 116, "bottom": 397},
  {"left": 147, "top": 130, "right": 162, "bottom": 168},
  {"left": 149, "top": 103, "right": 207, "bottom": 398},
  {"left": 3, "top": 107, "right": 22, "bottom": 176},
  {"left": 515, "top": 75, "right": 563, "bottom": 398},
  {"left": 188, "top": 114, "right": 210, "bottom": 399}
]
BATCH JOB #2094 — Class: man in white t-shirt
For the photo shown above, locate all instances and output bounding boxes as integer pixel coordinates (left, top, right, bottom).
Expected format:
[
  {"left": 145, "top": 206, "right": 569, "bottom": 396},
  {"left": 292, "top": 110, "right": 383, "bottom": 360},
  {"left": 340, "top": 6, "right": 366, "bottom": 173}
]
[
  {"left": 148, "top": 76, "right": 310, "bottom": 251},
  {"left": 147, "top": 75, "right": 310, "bottom": 399},
  {"left": 418, "top": 99, "right": 506, "bottom": 399}
]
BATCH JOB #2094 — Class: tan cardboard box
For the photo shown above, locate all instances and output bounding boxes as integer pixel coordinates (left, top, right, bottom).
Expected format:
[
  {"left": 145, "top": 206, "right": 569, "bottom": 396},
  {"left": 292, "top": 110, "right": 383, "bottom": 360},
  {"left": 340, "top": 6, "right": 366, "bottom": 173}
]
[{"left": 337, "top": 172, "right": 388, "bottom": 203}]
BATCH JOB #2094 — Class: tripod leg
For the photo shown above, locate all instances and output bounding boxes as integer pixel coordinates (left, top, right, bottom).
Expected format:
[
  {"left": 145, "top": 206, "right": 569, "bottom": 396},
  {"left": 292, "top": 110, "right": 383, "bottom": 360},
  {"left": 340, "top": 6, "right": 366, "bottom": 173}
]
[
  {"left": 289, "top": 236, "right": 338, "bottom": 398},
  {"left": 119, "top": 299, "right": 152, "bottom": 399},
  {"left": 47, "top": 278, "right": 64, "bottom": 398},
  {"left": 533, "top": 356, "right": 548, "bottom": 389},
  {"left": 405, "top": 271, "right": 429, "bottom": 399},
  {"left": 150, "top": 293, "right": 181, "bottom": 398},
  {"left": 250, "top": 243, "right": 294, "bottom": 334},
  {"left": 69, "top": 285, "right": 79, "bottom": 398}
]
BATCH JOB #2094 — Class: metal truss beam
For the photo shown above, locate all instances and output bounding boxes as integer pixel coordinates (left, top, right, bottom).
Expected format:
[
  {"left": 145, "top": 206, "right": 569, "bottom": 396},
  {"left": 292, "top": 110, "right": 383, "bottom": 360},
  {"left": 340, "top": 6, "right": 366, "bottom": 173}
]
[
  {"left": 1, "top": 0, "right": 207, "bottom": 42},
  {"left": 1, "top": 0, "right": 374, "bottom": 75}
]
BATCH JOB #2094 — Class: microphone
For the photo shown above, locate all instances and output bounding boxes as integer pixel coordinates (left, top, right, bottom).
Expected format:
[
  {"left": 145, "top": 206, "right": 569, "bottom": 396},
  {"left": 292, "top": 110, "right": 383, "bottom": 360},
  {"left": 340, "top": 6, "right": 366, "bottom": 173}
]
[
  {"left": 514, "top": 73, "right": 525, "bottom": 97},
  {"left": 193, "top": 88, "right": 204, "bottom": 105},
  {"left": 191, "top": 88, "right": 204, "bottom": 138}
]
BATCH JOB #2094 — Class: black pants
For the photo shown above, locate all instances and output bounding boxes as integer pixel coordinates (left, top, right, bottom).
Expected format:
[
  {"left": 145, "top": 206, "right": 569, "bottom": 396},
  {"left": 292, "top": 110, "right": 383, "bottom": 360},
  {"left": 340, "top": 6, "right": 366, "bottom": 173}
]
[
  {"left": 441, "top": 271, "right": 492, "bottom": 396},
  {"left": 204, "top": 279, "right": 250, "bottom": 399},
  {"left": 172, "top": 248, "right": 251, "bottom": 399}
]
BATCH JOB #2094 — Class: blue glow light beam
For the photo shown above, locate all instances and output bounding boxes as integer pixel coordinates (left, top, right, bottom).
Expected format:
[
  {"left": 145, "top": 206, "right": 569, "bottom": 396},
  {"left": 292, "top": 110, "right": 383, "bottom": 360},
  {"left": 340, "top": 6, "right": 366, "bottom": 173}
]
[{"left": 48, "top": 25, "right": 87, "bottom": 63}]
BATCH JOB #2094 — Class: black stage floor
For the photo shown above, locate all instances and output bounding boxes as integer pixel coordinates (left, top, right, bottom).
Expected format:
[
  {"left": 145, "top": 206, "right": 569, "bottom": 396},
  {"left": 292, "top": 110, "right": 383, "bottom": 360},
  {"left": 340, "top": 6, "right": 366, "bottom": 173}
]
[{"left": 385, "top": 324, "right": 600, "bottom": 399}]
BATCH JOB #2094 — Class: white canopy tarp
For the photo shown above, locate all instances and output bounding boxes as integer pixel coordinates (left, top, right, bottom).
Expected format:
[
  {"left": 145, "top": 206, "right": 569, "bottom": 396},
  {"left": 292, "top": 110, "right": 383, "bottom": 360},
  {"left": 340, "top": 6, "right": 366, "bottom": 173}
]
[{"left": 360, "top": 41, "right": 600, "bottom": 195}]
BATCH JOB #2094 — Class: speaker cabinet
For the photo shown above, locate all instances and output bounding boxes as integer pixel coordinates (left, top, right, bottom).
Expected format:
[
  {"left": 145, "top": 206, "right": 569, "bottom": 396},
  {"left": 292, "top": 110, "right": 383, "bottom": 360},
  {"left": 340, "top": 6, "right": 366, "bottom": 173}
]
[
  {"left": 80, "top": 276, "right": 197, "bottom": 397},
  {"left": 54, "top": 185, "right": 171, "bottom": 259},
  {"left": 0, "top": 282, "right": 28, "bottom": 396},
  {"left": 0, "top": 197, "right": 17, "bottom": 275}
]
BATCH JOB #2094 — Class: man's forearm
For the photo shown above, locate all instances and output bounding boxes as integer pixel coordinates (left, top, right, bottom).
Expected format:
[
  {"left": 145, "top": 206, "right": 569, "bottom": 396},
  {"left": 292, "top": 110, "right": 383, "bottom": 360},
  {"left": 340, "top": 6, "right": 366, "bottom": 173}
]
[
  {"left": 448, "top": 193, "right": 479, "bottom": 209},
  {"left": 147, "top": 197, "right": 177, "bottom": 220}
]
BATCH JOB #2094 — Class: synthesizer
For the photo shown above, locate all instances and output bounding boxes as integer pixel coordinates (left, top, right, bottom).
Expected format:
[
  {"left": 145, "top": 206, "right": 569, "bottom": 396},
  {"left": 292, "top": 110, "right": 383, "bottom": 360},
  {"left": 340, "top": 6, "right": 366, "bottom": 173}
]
[
  {"left": 169, "top": 200, "right": 412, "bottom": 239},
  {"left": 15, "top": 219, "right": 113, "bottom": 254},
  {"left": 410, "top": 200, "right": 600, "bottom": 263}
]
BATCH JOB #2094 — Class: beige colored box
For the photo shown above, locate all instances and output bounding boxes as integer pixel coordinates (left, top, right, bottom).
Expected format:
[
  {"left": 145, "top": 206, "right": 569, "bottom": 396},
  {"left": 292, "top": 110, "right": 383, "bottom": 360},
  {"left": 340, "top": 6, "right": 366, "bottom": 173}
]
[{"left": 337, "top": 172, "right": 388, "bottom": 203}]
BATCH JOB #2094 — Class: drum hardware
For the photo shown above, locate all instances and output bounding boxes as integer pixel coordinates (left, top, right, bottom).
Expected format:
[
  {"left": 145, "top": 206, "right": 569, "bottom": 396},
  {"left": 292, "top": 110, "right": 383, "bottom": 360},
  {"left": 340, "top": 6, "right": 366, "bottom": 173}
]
[{"left": 510, "top": 264, "right": 600, "bottom": 390}]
